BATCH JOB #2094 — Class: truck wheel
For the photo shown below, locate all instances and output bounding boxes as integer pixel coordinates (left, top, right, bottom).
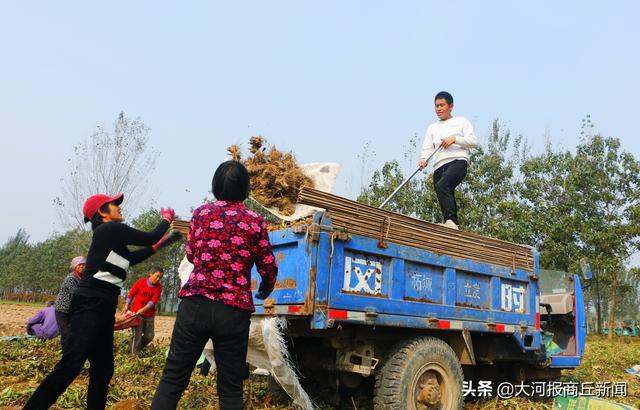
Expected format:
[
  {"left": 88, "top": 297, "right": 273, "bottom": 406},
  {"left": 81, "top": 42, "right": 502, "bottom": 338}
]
[{"left": 373, "top": 337, "right": 463, "bottom": 410}]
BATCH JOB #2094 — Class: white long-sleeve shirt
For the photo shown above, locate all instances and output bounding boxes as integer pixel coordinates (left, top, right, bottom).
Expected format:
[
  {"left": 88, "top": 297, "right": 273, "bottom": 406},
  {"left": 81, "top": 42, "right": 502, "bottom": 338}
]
[{"left": 420, "top": 116, "right": 478, "bottom": 170}]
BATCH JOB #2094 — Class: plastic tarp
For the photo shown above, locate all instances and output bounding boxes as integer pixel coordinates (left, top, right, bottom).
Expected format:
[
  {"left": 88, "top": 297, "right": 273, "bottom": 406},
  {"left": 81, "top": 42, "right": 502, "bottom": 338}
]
[
  {"left": 625, "top": 364, "right": 640, "bottom": 378},
  {"left": 554, "top": 396, "right": 636, "bottom": 409},
  {"left": 542, "top": 332, "right": 563, "bottom": 356}
]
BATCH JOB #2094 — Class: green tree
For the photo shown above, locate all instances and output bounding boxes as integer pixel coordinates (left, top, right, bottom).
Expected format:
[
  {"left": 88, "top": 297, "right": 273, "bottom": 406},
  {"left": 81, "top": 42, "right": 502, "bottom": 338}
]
[
  {"left": 0, "top": 229, "right": 90, "bottom": 297},
  {"left": 458, "top": 121, "right": 530, "bottom": 243},
  {"left": 0, "top": 229, "right": 31, "bottom": 295},
  {"left": 0, "top": 229, "right": 30, "bottom": 289},
  {"left": 518, "top": 146, "right": 580, "bottom": 271},
  {"left": 571, "top": 125, "right": 640, "bottom": 338},
  {"left": 614, "top": 268, "right": 639, "bottom": 320}
]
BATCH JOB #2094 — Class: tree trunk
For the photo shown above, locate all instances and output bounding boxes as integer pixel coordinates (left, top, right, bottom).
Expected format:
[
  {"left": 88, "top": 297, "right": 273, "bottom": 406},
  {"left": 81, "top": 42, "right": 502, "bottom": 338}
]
[
  {"left": 608, "top": 271, "right": 617, "bottom": 340},
  {"left": 595, "top": 274, "right": 602, "bottom": 334}
]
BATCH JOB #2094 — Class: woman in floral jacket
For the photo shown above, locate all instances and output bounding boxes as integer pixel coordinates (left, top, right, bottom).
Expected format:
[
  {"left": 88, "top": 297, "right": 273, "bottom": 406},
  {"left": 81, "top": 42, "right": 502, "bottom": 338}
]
[{"left": 152, "top": 160, "right": 278, "bottom": 410}]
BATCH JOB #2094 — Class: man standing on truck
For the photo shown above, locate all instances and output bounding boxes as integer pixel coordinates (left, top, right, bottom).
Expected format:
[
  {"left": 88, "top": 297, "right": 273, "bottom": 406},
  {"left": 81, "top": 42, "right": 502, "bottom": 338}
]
[{"left": 418, "top": 91, "right": 478, "bottom": 230}]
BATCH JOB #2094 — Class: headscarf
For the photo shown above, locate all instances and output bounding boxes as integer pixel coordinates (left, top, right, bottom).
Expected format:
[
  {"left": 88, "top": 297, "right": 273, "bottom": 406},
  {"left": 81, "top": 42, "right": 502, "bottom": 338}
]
[{"left": 70, "top": 256, "right": 86, "bottom": 270}]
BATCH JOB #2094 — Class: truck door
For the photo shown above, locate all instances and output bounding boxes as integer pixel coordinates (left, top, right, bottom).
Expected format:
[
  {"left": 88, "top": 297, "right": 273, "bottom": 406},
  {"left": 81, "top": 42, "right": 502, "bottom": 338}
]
[{"left": 539, "top": 270, "right": 586, "bottom": 368}]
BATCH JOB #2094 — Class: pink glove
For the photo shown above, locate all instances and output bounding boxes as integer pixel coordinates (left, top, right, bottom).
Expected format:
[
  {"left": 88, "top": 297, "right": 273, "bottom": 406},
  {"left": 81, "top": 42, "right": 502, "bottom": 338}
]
[
  {"left": 161, "top": 207, "right": 176, "bottom": 223},
  {"left": 152, "top": 230, "right": 182, "bottom": 253}
]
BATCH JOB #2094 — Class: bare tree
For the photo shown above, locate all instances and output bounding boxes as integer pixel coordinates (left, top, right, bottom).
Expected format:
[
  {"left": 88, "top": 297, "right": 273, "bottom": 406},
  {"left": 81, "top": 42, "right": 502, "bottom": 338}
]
[{"left": 55, "top": 112, "right": 158, "bottom": 229}]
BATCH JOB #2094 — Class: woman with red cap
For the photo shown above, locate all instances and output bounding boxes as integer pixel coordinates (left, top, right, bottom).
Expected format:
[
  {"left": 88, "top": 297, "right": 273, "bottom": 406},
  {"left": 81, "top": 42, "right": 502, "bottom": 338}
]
[{"left": 24, "top": 193, "right": 180, "bottom": 410}]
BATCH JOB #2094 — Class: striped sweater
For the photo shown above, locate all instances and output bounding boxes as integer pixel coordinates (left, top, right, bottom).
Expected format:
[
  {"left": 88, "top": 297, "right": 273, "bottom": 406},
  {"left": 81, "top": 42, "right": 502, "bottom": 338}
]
[{"left": 76, "top": 220, "right": 169, "bottom": 300}]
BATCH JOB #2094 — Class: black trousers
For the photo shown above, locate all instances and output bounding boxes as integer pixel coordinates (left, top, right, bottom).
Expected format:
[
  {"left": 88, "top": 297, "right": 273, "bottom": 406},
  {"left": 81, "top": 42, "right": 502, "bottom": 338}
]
[
  {"left": 151, "top": 296, "right": 251, "bottom": 410},
  {"left": 433, "top": 160, "right": 468, "bottom": 224},
  {"left": 54, "top": 310, "right": 70, "bottom": 349},
  {"left": 24, "top": 294, "right": 116, "bottom": 410}
]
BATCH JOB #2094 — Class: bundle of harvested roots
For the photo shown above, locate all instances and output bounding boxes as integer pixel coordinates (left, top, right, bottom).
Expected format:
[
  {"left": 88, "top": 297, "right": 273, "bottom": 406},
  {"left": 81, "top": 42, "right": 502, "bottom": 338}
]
[{"left": 227, "top": 136, "right": 313, "bottom": 216}]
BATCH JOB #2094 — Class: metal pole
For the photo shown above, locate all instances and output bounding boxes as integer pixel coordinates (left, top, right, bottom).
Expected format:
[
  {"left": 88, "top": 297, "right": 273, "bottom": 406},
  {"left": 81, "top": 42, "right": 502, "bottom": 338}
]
[{"left": 379, "top": 145, "right": 443, "bottom": 209}]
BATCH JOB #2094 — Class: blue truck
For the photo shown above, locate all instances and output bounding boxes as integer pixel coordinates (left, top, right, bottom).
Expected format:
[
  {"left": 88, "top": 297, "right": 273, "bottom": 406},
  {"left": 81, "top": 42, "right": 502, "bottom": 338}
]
[{"left": 251, "top": 212, "right": 587, "bottom": 409}]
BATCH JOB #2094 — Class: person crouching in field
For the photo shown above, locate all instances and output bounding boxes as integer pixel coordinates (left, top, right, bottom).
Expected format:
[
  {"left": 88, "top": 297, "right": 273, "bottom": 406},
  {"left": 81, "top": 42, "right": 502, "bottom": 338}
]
[
  {"left": 124, "top": 267, "right": 164, "bottom": 357},
  {"left": 23, "top": 193, "right": 180, "bottom": 410},
  {"left": 151, "top": 161, "right": 278, "bottom": 410},
  {"left": 54, "top": 256, "right": 86, "bottom": 348},
  {"left": 26, "top": 301, "right": 59, "bottom": 340}
]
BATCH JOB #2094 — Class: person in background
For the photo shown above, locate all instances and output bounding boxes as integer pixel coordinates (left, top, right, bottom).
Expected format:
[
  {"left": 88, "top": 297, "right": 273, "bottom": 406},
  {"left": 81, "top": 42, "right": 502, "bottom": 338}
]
[
  {"left": 151, "top": 160, "right": 278, "bottom": 410},
  {"left": 23, "top": 193, "right": 179, "bottom": 410},
  {"left": 54, "top": 256, "right": 86, "bottom": 347},
  {"left": 419, "top": 91, "right": 478, "bottom": 230},
  {"left": 124, "top": 267, "right": 164, "bottom": 356},
  {"left": 26, "top": 301, "right": 59, "bottom": 340}
]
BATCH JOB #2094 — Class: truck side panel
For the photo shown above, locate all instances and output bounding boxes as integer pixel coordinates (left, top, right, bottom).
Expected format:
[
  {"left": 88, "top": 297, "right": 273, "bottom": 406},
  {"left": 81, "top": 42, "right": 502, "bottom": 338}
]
[
  {"left": 325, "top": 232, "right": 538, "bottom": 331},
  {"left": 252, "top": 215, "right": 543, "bottom": 351},
  {"left": 251, "top": 228, "right": 312, "bottom": 307}
]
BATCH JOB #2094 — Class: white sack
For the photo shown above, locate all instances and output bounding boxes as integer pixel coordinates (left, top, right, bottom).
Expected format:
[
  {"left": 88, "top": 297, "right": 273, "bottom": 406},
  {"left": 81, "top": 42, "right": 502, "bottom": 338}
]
[{"left": 251, "top": 162, "right": 340, "bottom": 221}]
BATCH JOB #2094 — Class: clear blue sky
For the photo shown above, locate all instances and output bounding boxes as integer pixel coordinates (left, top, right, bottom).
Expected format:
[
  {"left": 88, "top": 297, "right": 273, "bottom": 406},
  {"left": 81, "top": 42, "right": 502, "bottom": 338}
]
[{"left": 1, "top": 1, "right": 639, "bottom": 258}]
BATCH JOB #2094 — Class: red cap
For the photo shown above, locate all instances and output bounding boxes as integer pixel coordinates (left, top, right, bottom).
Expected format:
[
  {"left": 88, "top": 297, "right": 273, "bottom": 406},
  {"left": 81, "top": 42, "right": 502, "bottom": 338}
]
[{"left": 82, "top": 193, "right": 124, "bottom": 222}]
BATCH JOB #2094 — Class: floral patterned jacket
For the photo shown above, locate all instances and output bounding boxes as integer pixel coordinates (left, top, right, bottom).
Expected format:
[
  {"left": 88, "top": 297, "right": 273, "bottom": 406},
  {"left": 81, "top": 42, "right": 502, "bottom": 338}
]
[{"left": 179, "top": 200, "right": 278, "bottom": 312}]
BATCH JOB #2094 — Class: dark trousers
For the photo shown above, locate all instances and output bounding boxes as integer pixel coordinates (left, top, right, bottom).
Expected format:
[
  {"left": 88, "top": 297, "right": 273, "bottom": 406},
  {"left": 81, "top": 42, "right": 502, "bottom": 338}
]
[
  {"left": 24, "top": 294, "right": 116, "bottom": 410},
  {"left": 151, "top": 296, "right": 251, "bottom": 410},
  {"left": 129, "top": 315, "right": 155, "bottom": 356},
  {"left": 55, "top": 310, "right": 70, "bottom": 349},
  {"left": 433, "top": 159, "right": 468, "bottom": 224}
]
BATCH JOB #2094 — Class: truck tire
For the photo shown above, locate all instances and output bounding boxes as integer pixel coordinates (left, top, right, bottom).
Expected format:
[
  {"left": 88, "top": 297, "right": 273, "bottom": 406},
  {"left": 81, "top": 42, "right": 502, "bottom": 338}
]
[{"left": 373, "top": 337, "right": 464, "bottom": 410}]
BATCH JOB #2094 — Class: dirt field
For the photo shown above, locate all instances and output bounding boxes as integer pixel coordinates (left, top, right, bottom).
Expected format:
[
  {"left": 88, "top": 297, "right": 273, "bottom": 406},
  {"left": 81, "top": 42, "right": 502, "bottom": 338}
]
[
  {"left": 0, "top": 302, "right": 176, "bottom": 342},
  {"left": 4, "top": 302, "right": 640, "bottom": 409}
]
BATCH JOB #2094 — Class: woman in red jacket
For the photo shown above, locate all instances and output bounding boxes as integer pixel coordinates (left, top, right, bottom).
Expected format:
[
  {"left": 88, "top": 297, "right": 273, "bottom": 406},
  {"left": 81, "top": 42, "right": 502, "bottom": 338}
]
[{"left": 124, "top": 267, "right": 164, "bottom": 356}]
